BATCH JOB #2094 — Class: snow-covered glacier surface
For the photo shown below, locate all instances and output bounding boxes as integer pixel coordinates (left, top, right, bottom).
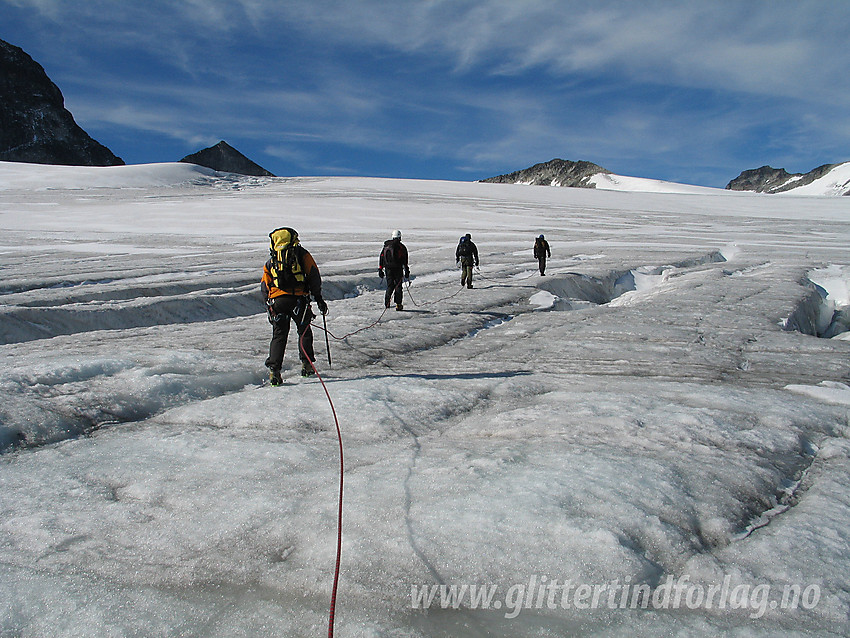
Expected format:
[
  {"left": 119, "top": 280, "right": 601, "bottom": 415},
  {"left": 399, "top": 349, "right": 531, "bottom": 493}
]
[{"left": 1, "top": 163, "right": 849, "bottom": 637}]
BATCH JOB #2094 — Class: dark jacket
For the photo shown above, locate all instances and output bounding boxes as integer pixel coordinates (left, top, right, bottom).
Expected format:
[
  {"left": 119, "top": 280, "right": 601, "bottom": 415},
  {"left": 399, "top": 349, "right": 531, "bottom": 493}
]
[
  {"left": 379, "top": 239, "right": 409, "bottom": 276},
  {"left": 534, "top": 238, "right": 551, "bottom": 259},
  {"left": 456, "top": 239, "right": 479, "bottom": 266}
]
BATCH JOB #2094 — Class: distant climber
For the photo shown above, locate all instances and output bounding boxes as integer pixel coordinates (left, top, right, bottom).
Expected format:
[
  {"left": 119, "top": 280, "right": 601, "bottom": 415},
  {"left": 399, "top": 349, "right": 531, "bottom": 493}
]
[
  {"left": 379, "top": 229, "right": 410, "bottom": 310},
  {"left": 534, "top": 234, "right": 551, "bottom": 275},
  {"left": 456, "top": 233, "right": 479, "bottom": 289}
]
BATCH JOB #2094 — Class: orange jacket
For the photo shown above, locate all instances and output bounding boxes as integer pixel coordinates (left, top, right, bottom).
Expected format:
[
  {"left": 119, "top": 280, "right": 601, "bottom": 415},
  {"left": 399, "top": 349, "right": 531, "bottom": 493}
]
[{"left": 261, "top": 248, "right": 322, "bottom": 299}]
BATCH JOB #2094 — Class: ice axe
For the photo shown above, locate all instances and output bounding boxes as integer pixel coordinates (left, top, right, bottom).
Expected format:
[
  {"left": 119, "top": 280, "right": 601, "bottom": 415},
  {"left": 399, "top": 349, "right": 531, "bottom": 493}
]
[{"left": 323, "top": 312, "right": 332, "bottom": 367}]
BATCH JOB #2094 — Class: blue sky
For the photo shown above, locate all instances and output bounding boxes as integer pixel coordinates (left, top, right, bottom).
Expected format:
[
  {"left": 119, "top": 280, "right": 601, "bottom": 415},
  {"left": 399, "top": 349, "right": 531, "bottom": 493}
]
[{"left": 2, "top": 0, "right": 849, "bottom": 186}]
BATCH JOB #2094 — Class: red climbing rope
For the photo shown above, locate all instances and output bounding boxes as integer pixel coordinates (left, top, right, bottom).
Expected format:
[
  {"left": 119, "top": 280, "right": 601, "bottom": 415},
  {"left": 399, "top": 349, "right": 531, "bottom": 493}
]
[
  {"left": 291, "top": 277, "right": 467, "bottom": 634},
  {"left": 296, "top": 322, "right": 344, "bottom": 638}
]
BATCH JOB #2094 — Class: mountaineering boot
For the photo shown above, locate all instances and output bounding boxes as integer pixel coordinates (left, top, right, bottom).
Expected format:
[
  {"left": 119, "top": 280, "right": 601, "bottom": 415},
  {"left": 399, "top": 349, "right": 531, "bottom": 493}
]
[
  {"left": 301, "top": 361, "right": 315, "bottom": 377},
  {"left": 269, "top": 368, "right": 283, "bottom": 386},
  {"left": 396, "top": 303, "right": 403, "bottom": 311},
  {"left": 467, "top": 283, "right": 473, "bottom": 289}
]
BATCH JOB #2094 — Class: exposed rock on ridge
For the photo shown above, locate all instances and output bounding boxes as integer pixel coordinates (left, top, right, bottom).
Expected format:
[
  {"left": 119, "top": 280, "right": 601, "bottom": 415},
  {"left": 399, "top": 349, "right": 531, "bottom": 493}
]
[
  {"left": 179, "top": 141, "right": 274, "bottom": 177},
  {"left": 480, "top": 158, "right": 610, "bottom": 188},
  {"left": 0, "top": 38, "right": 124, "bottom": 166},
  {"left": 726, "top": 163, "right": 843, "bottom": 194}
]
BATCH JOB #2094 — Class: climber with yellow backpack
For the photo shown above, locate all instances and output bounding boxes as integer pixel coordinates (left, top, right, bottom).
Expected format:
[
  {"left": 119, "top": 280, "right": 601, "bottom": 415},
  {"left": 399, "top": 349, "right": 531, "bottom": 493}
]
[{"left": 261, "top": 227, "right": 328, "bottom": 385}]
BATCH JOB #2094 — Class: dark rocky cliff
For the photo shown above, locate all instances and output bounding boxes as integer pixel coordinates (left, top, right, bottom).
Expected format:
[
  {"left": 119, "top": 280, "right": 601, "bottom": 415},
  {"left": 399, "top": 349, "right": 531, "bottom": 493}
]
[{"left": 0, "top": 38, "right": 123, "bottom": 166}]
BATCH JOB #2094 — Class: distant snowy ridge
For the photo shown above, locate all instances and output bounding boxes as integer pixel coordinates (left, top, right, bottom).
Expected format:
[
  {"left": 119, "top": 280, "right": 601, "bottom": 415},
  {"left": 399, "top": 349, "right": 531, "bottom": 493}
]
[
  {"left": 727, "top": 162, "right": 850, "bottom": 196},
  {"left": 773, "top": 162, "right": 850, "bottom": 196},
  {"left": 0, "top": 161, "right": 224, "bottom": 190},
  {"left": 586, "top": 172, "right": 724, "bottom": 194},
  {"left": 483, "top": 157, "right": 850, "bottom": 196},
  {"left": 481, "top": 158, "right": 727, "bottom": 195},
  {"left": 4, "top": 158, "right": 848, "bottom": 197}
]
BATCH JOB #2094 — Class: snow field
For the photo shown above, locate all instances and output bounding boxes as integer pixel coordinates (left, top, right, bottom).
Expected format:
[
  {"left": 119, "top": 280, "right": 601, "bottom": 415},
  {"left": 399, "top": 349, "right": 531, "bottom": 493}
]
[{"left": 1, "top": 164, "right": 850, "bottom": 636}]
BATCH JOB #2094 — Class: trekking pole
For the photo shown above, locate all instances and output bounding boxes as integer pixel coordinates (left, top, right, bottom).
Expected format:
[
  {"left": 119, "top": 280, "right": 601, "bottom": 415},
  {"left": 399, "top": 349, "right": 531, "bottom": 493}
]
[{"left": 323, "top": 312, "right": 332, "bottom": 367}]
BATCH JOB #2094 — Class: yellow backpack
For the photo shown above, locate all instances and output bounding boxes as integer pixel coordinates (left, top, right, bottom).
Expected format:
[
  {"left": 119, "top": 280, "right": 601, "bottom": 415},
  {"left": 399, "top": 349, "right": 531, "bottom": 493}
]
[{"left": 268, "top": 227, "right": 306, "bottom": 291}]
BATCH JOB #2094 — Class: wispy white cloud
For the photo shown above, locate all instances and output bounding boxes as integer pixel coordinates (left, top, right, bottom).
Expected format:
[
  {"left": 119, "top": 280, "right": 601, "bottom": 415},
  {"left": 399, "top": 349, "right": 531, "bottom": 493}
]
[
  {"left": 14, "top": 0, "right": 850, "bottom": 106},
  {"left": 13, "top": 0, "right": 850, "bottom": 104},
  {"left": 243, "top": 0, "right": 850, "bottom": 104}
]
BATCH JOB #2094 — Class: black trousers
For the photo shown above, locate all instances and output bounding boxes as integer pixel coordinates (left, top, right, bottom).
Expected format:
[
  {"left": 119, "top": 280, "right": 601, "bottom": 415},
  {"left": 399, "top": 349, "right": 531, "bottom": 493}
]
[
  {"left": 265, "top": 295, "right": 315, "bottom": 370},
  {"left": 385, "top": 269, "right": 404, "bottom": 306},
  {"left": 537, "top": 256, "right": 547, "bottom": 275}
]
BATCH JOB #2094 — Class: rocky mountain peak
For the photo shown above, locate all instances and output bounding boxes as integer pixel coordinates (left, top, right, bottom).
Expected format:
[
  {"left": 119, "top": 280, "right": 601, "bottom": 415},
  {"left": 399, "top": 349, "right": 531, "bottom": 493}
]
[
  {"left": 179, "top": 141, "right": 274, "bottom": 177},
  {"left": 725, "top": 166, "right": 792, "bottom": 192},
  {"left": 0, "top": 38, "right": 124, "bottom": 166},
  {"left": 726, "top": 163, "right": 842, "bottom": 194},
  {"left": 480, "top": 158, "right": 610, "bottom": 188}
]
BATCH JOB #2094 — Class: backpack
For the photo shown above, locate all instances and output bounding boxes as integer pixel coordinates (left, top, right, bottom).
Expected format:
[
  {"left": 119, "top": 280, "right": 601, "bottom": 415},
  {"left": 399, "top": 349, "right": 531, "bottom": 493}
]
[
  {"left": 382, "top": 240, "right": 401, "bottom": 269},
  {"left": 457, "top": 238, "right": 474, "bottom": 257},
  {"left": 534, "top": 238, "right": 545, "bottom": 255},
  {"left": 268, "top": 227, "right": 306, "bottom": 291}
]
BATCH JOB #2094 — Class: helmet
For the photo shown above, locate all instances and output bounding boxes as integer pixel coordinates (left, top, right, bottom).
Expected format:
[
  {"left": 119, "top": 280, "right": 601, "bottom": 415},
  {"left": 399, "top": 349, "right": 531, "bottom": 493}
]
[
  {"left": 539, "top": 234, "right": 545, "bottom": 239},
  {"left": 465, "top": 233, "right": 471, "bottom": 240},
  {"left": 392, "top": 229, "right": 402, "bottom": 239}
]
